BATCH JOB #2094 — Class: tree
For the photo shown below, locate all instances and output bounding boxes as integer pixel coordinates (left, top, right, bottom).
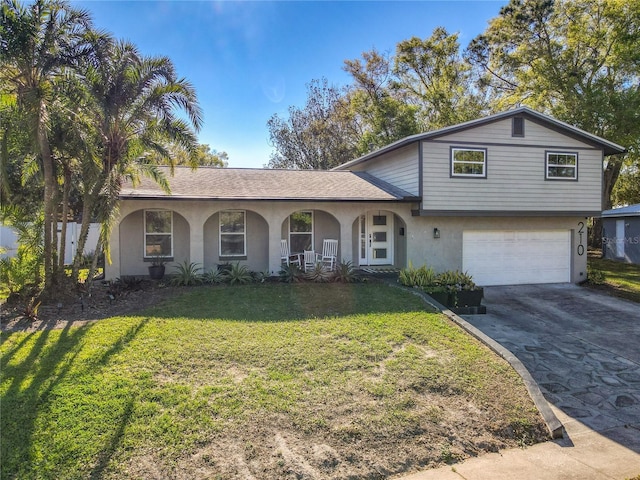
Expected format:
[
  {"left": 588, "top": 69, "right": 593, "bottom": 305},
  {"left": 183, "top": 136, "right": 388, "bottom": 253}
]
[
  {"left": 158, "top": 143, "right": 228, "bottom": 168},
  {"left": 0, "top": 0, "right": 92, "bottom": 290},
  {"left": 344, "top": 49, "right": 419, "bottom": 153},
  {"left": 394, "top": 27, "right": 486, "bottom": 129},
  {"left": 73, "top": 37, "right": 202, "bottom": 282},
  {"left": 466, "top": 0, "right": 640, "bottom": 215},
  {"left": 267, "top": 78, "right": 359, "bottom": 169}
]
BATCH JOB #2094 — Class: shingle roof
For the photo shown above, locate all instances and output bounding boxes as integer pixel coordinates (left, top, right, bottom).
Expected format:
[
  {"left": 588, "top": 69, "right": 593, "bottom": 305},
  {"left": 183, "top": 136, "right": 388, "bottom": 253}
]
[
  {"left": 120, "top": 167, "right": 418, "bottom": 202},
  {"left": 602, "top": 203, "right": 640, "bottom": 217},
  {"left": 334, "top": 106, "right": 626, "bottom": 170}
]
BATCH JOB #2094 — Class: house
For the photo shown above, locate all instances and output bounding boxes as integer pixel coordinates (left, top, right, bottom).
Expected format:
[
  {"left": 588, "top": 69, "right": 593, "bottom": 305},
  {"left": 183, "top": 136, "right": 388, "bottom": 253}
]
[
  {"left": 105, "top": 107, "right": 625, "bottom": 286},
  {"left": 602, "top": 204, "right": 640, "bottom": 265}
]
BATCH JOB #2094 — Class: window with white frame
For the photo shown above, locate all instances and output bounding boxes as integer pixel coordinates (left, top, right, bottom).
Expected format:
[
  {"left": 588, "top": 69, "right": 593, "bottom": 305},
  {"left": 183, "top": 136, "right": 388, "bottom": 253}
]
[
  {"left": 451, "top": 147, "right": 487, "bottom": 177},
  {"left": 289, "top": 211, "right": 313, "bottom": 253},
  {"left": 219, "top": 210, "right": 246, "bottom": 256},
  {"left": 546, "top": 152, "right": 577, "bottom": 180},
  {"left": 144, "top": 210, "right": 173, "bottom": 258}
]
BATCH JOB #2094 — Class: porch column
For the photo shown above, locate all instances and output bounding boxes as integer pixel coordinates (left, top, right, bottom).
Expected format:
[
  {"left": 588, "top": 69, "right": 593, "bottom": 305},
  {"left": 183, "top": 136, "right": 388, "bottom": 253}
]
[
  {"left": 265, "top": 212, "right": 284, "bottom": 275},
  {"left": 339, "top": 217, "right": 353, "bottom": 264},
  {"left": 187, "top": 212, "right": 205, "bottom": 267},
  {"left": 105, "top": 221, "right": 121, "bottom": 280}
]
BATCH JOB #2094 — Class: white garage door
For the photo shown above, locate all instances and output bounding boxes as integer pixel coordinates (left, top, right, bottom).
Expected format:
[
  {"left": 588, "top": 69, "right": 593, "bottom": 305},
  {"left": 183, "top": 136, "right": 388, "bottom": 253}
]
[{"left": 463, "top": 230, "right": 571, "bottom": 286}]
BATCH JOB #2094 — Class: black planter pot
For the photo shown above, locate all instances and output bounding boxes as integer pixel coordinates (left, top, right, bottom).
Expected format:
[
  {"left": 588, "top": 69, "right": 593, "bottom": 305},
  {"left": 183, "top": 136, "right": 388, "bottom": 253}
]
[
  {"left": 148, "top": 265, "right": 165, "bottom": 280},
  {"left": 456, "top": 288, "right": 484, "bottom": 307},
  {"left": 426, "top": 290, "right": 450, "bottom": 306}
]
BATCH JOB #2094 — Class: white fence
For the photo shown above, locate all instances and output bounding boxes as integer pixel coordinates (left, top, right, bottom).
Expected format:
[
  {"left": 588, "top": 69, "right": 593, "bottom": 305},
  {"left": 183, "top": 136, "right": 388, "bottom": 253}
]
[{"left": 0, "top": 222, "right": 101, "bottom": 264}]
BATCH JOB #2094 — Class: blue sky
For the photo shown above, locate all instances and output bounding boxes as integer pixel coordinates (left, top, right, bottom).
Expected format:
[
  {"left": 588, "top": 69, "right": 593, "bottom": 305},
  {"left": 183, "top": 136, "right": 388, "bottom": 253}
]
[{"left": 75, "top": 1, "right": 504, "bottom": 168}]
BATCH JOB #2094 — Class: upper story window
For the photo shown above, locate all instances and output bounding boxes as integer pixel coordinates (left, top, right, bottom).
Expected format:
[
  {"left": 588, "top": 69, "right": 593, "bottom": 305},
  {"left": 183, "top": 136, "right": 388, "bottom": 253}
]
[
  {"left": 512, "top": 117, "right": 525, "bottom": 137},
  {"left": 220, "top": 210, "right": 246, "bottom": 256},
  {"left": 289, "top": 211, "right": 313, "bottom": 253},
  {"left": 451, "top": 147, "right": 487, "bottom": 178},
  {"left": 546, "top": 152, "right": 578, "bottom": 180},
  {"left": 144, "top": 210, "right": 173, "bottom": 258}
]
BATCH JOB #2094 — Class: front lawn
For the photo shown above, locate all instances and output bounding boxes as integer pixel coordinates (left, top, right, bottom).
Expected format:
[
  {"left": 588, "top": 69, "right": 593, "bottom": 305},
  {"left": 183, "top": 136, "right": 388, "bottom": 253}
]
[
  {"left": 588, "top": 256, "right": 640, "bottom": 303},
  {"left": 1, "top": 283, "right": 547, "bottom": 479}
]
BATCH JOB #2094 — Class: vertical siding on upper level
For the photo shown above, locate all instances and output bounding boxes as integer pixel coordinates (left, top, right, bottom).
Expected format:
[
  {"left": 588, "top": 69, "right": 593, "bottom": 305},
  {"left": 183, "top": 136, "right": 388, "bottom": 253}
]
[
  {"left": 349, "top": 144, "right": 420, "bottom": 196},
  {"left": 420, "top": 117, "right": 604, "bottom": 213}
]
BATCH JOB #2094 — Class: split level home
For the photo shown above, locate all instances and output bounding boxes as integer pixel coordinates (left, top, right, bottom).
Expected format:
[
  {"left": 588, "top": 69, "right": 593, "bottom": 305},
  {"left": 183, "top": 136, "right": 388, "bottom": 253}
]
[{"left": 105, "top": 107, "right": 625, "bottom": 286}]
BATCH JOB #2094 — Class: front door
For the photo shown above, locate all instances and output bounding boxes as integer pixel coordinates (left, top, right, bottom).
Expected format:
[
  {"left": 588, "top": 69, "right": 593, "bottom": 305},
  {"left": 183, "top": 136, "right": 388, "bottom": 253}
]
[{"left": 359, "top": 212, "right": 393, "bottom": 266}]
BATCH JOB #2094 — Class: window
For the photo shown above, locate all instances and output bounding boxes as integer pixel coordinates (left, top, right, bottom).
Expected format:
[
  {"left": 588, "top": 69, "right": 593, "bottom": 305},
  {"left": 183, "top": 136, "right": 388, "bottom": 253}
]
[
  {"left": 289, "top": 211, "right": 313, "bottom": 253},
  {"left": 512, "top": 117, "right": 524, "bottom": 137},
  {"left": 219, "top": 210, "right": 246, "bottom": 256},
  {"left": 546, "top": 152, "right": 577, "bottom": 180},
  {"left": 145, "top": 210, "right": 172, "bottom": 258},
  {"left": 451, "top": 147, "right": 487, "bottom": 178}
]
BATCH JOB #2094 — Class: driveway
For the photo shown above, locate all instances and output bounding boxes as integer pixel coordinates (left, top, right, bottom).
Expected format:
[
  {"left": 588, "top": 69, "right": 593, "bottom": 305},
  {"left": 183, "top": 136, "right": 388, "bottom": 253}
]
[{"left": 462, "top": 284, "right": 640, "bottom": 454}]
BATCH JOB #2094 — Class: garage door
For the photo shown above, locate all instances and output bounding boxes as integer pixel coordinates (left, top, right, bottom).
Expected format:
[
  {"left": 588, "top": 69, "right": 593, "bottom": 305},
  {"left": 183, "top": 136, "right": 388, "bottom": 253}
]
[{"left": 463, "top": 230, "right": 571, "bottom": 286}]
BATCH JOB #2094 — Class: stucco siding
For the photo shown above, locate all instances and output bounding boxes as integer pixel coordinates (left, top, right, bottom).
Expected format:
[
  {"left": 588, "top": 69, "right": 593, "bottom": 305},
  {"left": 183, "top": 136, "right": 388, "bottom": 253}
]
[
  {"left": 350, "top": 144, "right": 419, "bottom": 196},
  {"left": 421, "top": 119, "right": 603, "bottom": 212},
  {"left": 119, "top": 209, "right": 190, "bottom": 277},
  {"left": 403, "top": 216, "right": 588, "bottom": 284}
]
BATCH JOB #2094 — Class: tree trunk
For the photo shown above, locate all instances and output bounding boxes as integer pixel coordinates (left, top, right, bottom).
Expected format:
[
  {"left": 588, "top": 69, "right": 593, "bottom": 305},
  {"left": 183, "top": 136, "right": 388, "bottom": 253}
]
[
  {"left": 591, "top": 153, "right": 626, "bottom": 250},
  {"left": 85, "top": 235, "right": 103, "bottom": 290},
  {"left": 58, "top": 167, "right": 72, "bottom": 272},
  {"left": 72, "top": 185, "right": 99, "bottom": 282},
  {"left": 37, "top": 105, "right": 56, "bottom": 292}
]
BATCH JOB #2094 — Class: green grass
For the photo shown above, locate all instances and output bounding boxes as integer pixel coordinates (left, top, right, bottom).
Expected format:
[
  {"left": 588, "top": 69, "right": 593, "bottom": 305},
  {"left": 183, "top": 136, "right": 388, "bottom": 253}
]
[
  {"left": 588, "top": 256, "right": 640, "bottom": 303},
  {"left": 1, "top": 283, "right": 545, "bottom": 479}
]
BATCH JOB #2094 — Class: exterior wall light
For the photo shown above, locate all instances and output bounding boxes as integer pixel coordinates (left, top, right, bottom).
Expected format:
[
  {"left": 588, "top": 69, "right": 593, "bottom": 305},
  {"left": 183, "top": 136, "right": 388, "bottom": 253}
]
[{"left": 433, "top": 228, "right": 440, "bottom": 239}]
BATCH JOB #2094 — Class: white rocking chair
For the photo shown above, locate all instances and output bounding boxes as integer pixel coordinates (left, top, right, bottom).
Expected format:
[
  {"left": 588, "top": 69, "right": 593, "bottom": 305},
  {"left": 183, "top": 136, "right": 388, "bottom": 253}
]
[
  {"left": 281, "top": 239, "right": 300, "bottom": 267},
  {"left": 303, "top": 250, "right": 316, "bottom": 272},
  {"left": 316, "top": 239, "right": 338, "bottom": 271}
]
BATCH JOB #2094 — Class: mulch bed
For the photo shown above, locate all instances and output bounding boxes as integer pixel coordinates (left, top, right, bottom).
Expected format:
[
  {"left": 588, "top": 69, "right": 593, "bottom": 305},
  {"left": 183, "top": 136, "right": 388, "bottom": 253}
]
[{"left": 1, "top": 280, "right": 182, "bottom": 333}]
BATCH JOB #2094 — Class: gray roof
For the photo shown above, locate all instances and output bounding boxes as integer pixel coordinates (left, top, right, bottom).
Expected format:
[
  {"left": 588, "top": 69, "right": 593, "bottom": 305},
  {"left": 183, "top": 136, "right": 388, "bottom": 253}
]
[
  {"left": 602, "top": 204, "right": 640, "bottom": 217},
  {"left": 120, "top": 167, "right": 418, "bottom": 202},
  {"left": 334, "top": 107, "right": 626, "bottom": 170}
]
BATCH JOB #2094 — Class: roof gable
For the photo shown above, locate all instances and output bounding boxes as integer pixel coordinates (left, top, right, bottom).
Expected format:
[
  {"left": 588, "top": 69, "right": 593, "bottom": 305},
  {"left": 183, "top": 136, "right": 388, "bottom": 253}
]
[{"left": 334, "top": 107, "right": 626, "bottom": 170}]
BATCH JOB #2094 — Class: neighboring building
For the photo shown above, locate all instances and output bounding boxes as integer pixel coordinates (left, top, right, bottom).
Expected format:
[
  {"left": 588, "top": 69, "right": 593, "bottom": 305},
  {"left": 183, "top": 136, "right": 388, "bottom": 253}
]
[
  {"left": 106, "top": 107, "right": 625, "bottom": 286},
  {"left": 602, "top": 204, "right": 640, "bottom": 265}
]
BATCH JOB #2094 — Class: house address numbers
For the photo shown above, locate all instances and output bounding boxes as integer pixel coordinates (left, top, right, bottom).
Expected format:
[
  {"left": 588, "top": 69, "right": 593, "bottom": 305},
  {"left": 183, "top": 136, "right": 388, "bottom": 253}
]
[{"left": 577, "top": 222, "right": 585, "bottom": 256}]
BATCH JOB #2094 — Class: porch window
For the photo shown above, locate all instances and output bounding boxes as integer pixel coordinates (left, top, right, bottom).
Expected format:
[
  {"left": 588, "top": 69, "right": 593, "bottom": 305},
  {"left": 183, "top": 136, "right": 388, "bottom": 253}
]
[
  {"left": 289, "top": 211, "right": 313, "bottom": 253},
  {"left": 220, "top": 210, "right": 246, "bottom": 256},
  {"left": 451, "top": 147, "right": 487, "bottom": 178},
  {"left": 144, "top": 210, "right": 172, "bottom": 258},
  {"left": 546, "top": 152, "right": 577, "bottom": 180}
]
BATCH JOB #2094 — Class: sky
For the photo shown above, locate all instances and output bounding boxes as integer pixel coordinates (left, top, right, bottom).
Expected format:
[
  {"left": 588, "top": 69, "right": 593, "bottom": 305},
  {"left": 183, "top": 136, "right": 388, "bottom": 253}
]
[{"left": 74, "top": 0, "right": 505, "bottom": 168}]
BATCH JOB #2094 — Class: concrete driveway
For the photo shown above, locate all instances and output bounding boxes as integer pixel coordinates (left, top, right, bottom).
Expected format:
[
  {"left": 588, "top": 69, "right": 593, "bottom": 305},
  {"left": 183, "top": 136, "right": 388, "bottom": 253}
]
[{"left": 463, "top": 284, "right": 640, "bottom": 449}]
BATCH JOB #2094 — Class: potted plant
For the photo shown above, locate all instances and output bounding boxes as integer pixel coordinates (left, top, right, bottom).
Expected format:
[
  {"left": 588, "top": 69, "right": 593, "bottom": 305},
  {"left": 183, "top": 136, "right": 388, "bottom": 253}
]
[
  {"left": 455, "top": 271, "right": 484, "bottom": 307},
  {"left": 148, "top": 255, "right": 166, "bottom": 280},
  {"left": 424, "top": 284, "right": 450, "bottom": 306}
]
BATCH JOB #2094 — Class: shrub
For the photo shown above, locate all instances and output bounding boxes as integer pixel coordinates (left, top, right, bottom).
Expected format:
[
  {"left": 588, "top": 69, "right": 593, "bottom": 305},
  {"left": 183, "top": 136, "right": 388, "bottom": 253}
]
[
  {"left": 226, "top": 263, "right": 252, "bottom": 285},
  {"left": 279, "top": 264, "right": 304, "bottom": 283},
  {"left": 587, "top": 265, "right": 606, "bottom": 285},
  {"left": 170, "top": 261, "right": 203, "bottom": 286},
  {"left": 399, "top": 263, "right": 437, "bottom": 288},
  {"left": 332, "top": 260, "right": 359, "bottom": 283},
  {"left": 203, "top": 268, "right": 226, "bottom": 284},
  {"left": 304, "top": 262, "right": 332, "bottom": 283}
]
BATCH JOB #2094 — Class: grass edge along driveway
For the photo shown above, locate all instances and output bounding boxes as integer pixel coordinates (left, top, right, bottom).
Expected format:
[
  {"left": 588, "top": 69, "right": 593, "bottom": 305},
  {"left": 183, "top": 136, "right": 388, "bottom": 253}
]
[{"left": 1, "top": 283, "right": 548, "bottom": 480}]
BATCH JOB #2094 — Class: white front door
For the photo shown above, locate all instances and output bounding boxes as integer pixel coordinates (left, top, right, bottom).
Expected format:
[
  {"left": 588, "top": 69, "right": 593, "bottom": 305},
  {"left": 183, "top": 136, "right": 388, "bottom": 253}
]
[{"left": 359, "top": 212, "right": 393, "bottom": 266}]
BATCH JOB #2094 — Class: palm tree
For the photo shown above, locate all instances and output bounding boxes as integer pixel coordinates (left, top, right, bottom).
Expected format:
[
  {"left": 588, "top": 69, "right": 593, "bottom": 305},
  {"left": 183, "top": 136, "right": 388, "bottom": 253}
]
[
  {"left": 0, "top": 0, "right": 92, "bottom": 291},
  {"left": 71, "top": 38, "right": 203, "bottom": 282}
]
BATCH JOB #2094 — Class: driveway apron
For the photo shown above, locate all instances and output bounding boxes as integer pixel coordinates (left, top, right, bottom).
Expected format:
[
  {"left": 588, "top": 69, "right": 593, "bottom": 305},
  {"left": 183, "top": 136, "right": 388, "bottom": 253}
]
[{"left": 462, "top": 284, "right": 640, "bottom": 451}]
